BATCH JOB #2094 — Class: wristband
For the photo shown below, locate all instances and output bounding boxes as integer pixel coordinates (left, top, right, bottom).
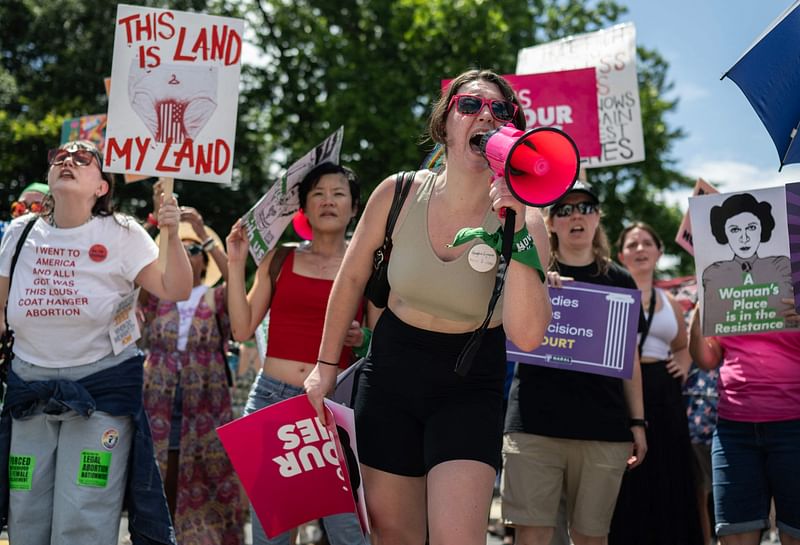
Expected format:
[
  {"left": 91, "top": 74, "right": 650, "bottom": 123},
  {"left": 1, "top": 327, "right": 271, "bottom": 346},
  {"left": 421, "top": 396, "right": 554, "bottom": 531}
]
[
  {"left": 509, "top": 227, "right": 544, "bottom": 280},
  {"left": 317, "top": 359, "right": 339, "bottom": 367},
  {"left": 353, "top": 327, "right": 372, "bottom": 359},
  {"left": 629, "top": 418, "right": 648, "bottom": 428},
  {"left": 201, "top": 237, "right": 216, "bottom": 251},
  {"left": 146, "top": 213, "right": 159, "bottom": 228}
]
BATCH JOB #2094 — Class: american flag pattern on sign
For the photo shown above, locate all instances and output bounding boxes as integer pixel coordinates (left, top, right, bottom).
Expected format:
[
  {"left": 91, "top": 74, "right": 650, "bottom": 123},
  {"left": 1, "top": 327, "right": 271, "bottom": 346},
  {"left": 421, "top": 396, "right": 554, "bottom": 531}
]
[{"left": 155, "top": 100, "right": 188, "bottom": 143}]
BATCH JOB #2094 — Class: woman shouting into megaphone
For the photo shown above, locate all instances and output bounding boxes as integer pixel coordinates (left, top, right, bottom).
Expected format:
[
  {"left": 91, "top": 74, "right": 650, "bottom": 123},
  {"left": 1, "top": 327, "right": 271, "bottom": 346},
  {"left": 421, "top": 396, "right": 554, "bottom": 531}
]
[{"left": 304, "top": 69, "right": 552, "bottom": 545}]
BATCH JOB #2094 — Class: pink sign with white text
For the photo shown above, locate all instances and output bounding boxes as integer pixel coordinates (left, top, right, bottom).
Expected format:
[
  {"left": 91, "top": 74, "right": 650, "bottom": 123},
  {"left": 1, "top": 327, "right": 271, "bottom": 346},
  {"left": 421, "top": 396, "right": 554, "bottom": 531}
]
[
  {"left": 217, "top": 395, "right": 362, "bottom": 538},
  {"left": 442, "top": 68, "right": 600, "bottom": 157}
]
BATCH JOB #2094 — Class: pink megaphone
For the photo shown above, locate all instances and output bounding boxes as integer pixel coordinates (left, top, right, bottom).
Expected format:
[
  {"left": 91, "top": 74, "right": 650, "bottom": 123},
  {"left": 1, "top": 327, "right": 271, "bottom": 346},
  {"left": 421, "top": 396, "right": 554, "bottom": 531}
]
[{"left": 479, "top": 124, "right": 580, "bottom": 207}]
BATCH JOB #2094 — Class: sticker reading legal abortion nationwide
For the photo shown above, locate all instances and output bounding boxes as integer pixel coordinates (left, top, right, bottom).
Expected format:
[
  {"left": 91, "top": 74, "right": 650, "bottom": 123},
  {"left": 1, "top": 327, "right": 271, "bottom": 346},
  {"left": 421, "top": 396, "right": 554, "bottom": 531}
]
[
  {"left": 104, "top": 5, "right": 244, "bottom": 183},
  {"left": 507, "top": 281, "right": 641, "bottom": 379}
]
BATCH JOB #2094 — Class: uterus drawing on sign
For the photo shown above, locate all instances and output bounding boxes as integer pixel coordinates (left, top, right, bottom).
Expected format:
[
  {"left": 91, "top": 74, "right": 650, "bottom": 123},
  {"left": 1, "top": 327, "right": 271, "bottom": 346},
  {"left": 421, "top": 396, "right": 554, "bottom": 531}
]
[{"left": 128, "top": 60, "right": 218, "bottom": 144}]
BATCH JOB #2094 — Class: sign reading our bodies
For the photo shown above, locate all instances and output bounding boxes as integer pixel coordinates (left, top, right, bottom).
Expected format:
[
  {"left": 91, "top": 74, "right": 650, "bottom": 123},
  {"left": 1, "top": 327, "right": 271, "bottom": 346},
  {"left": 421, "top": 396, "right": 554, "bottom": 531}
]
[
  {"left": 507, "top": 282, "right": 640, "bottom": 379},
  {"left": 242, "top": 127, "right": 344, "bottom": 264},
  {"left": 217, "top": 395, "right": 366, "bottom": 538},
  {"left": 442, "top": 69, "right": 600, "bottom": 158},
  {"left": 516, "top": 23, "right": 644, "bottom": 168},
  {"left": 689, "top": 185, "right": 800, "bottom": 336},
  {"left": 104, "top": 5, "right": 244, "bottom": 183}
]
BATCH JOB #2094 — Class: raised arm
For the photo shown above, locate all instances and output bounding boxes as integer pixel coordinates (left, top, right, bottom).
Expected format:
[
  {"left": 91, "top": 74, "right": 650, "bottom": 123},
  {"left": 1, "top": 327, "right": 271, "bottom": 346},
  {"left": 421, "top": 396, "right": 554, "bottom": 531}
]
[
  {"left": 135, "top": 194, "right": 193, "bottom": 301},
  {"left": 500, "top": 204, "right": 552, "bottom": 351},
  {"left": 226, "top": 219, "right": 276, "bottom": 342}
]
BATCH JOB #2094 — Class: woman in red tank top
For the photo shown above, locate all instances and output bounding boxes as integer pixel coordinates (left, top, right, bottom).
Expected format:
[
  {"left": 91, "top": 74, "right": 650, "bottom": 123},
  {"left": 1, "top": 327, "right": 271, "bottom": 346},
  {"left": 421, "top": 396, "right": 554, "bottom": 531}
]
[{"left": 225, "top": 162, "right": 369, "bottom": 545}]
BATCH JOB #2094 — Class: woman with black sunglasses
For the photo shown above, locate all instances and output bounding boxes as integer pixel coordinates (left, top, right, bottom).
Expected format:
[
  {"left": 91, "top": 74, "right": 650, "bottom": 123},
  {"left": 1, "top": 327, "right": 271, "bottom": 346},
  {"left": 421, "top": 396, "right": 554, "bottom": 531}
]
[
  {"left": 0, "top": 140, "right": 192, "bottom": 544},
  {"left": 138, "top": 189, "right": 246, "bottom": 545},
  {"left": 304, "top": 69, "right": 551, "bottom": 545},
  {"left": 501, "top": 182, "right": 648, "bottom": 545}
]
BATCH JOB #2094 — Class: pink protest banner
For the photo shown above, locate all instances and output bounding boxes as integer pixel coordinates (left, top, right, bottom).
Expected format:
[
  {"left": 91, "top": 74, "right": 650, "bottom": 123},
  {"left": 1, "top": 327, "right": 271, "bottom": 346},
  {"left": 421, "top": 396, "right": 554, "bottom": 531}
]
[
  {"left": 675, "top": 178, "right": 718, "bottom": 255},
  {"left": 442, "top": 68, "right": 600, "bottom": 158},
  {"left": 216, "top": 395, "right": 361, "bottom": 538}
]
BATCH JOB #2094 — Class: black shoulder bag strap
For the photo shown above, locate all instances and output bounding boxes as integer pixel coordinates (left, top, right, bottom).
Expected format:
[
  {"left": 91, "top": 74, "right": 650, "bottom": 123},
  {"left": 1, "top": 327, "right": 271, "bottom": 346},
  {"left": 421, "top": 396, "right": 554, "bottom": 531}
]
[
  {"left": 3, "top": 218, "right": 38, "bottom": 329},
  {"left": 2, "top": 218, "right": 38, "bottom": 381},
  {"left": 382, "top": 171, "right": 415, "bottom": 256},
  {"left": 638, "top": 287, "right": 657, "bottom": 356}
]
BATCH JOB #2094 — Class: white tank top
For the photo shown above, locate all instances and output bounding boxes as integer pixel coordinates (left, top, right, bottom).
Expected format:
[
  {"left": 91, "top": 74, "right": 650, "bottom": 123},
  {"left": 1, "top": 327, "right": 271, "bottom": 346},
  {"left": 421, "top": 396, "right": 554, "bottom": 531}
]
[{"left": 640, "top": 288, "right": 678, "bottom": 361}]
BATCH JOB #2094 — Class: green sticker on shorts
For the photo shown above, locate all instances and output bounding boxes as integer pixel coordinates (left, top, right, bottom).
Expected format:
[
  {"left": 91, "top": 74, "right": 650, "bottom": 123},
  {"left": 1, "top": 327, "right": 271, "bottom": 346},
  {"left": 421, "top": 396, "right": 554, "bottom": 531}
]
[
  {"left": 77, "top": 450, "right": 111, "bottom": 487},
  {"left": 9, "top": 454, "right": 35, "bottom": 490}
]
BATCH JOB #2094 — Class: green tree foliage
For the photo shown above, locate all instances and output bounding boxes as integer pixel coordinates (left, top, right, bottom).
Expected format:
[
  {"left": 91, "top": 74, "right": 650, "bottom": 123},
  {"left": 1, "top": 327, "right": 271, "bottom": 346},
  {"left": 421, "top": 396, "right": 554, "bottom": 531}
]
[{"left": 0, "top": 0, "right": 693, "bottom": 273}]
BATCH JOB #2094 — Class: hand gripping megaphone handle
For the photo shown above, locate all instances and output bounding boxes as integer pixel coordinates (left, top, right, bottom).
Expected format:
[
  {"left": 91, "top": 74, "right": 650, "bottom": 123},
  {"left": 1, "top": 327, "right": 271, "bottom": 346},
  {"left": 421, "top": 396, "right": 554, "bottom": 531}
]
[{"left": 480, "top": 124, "right": 580, "bottom": 208}]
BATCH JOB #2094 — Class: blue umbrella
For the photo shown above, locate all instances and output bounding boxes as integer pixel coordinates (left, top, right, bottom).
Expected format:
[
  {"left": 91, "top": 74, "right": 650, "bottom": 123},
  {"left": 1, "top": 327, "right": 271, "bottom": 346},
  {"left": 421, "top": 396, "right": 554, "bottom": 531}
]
[{"left": 722, "top": 0, "right": 800, "bottom": 170}]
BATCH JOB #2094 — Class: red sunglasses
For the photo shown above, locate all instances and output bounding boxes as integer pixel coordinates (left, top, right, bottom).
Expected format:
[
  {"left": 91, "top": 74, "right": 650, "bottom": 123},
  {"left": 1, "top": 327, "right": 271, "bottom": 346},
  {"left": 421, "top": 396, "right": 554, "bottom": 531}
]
[
  {"left": 447, "top": 94, "right": 519, "bottom": 122},
  {"left": 47, "top": 148, "right": 100, "bottom": 167},
  {"left": 11, "top": 200, "right": 44, "bottom": 218}
]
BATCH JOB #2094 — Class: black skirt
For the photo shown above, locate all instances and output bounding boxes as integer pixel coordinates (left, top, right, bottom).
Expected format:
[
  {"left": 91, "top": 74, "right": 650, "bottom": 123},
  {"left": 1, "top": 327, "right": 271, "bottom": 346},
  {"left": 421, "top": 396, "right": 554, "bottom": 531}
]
[{"left": 608, "top": 361, "right": 704, "bottom": 545}]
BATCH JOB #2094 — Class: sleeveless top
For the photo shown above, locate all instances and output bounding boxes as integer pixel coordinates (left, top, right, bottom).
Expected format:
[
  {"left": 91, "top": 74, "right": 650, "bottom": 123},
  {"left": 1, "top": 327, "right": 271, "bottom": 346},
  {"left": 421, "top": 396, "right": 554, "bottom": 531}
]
[
  {"left": 388, "top": 172, "right": 502, "bottom": 322},
  {"left": 640, "top": 288, "right": 677, "bottom": 361},
  {"left": 267, "top": 251, "right": 361, "bottom": 368}
]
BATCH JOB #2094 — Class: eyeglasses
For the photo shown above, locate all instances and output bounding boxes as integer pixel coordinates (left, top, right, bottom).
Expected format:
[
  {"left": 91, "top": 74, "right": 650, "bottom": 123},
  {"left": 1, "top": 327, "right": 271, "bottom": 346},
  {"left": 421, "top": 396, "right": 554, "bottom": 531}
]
[
  {"left": 11, "top": 200, "right": 43, "bottom": 218},
  {"left": 47, "top": 148, "right": 100, "bottom": 167},
  {"left": 552, "top": 202, "right": 599, "bottom": 218},
  {"left": 185, "top": 244, "right": 204, "bottom": 256},
  {"left": 447, "top": 94, "right": 518, "bottom": 123}
]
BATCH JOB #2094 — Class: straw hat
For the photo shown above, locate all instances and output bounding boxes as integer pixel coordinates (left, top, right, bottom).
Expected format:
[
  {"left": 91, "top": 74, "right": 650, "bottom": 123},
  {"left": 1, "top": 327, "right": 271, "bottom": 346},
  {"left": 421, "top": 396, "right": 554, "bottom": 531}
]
[{"left": 155, "top": 221, "right": 223, "bottom": 286}]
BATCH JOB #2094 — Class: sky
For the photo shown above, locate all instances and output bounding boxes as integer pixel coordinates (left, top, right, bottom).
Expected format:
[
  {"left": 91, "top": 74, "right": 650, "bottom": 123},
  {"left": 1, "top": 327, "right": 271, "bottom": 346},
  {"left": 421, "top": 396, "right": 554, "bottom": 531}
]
[{"left": 620, "top": 0, "right": 800, "bottom": 208}]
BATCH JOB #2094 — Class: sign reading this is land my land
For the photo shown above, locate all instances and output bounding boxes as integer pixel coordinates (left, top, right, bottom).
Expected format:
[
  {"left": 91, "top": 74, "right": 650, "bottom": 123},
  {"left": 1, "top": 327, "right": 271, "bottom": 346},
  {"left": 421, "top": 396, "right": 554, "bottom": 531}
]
[{"left": 104, "top": 4, "right": 244, "bottom": 183}]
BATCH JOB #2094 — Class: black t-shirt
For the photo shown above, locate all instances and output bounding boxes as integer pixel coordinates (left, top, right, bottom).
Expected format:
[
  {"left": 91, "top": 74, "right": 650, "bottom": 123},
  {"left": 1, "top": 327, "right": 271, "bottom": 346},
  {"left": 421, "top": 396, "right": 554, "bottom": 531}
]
[{"left": 504, "top": 260, "right": 643, "bottom": 442}]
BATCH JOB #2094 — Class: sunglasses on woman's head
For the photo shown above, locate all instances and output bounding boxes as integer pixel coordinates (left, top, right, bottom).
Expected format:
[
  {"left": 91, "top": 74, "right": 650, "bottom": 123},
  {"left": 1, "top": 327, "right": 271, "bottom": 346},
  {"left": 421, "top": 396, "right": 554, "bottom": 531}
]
[
  {"left": 10, "top": 200, "right": 43, "bottom": 218},
  {"left": 185, "top": 244, "right": 204, "bottom": 256},
  {"left": 447, "top": 94, "right": 518, "bottom": 123},
  {"left": 552, "top": 202, "right": 599, "bottom": 218},
  {"left": 47, "top": 148, "right": 99, "bottom": 167}
]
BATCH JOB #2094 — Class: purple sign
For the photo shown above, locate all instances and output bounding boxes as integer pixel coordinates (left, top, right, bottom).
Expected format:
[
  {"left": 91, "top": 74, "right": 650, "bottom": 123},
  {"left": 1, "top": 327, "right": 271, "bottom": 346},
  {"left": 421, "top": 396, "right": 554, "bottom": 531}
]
[
  {"left": 787, "top": 182, "right": 800, "bottom": 312},
  {"left": 507, "top": 281, "right": 641, "bottom": 379}
]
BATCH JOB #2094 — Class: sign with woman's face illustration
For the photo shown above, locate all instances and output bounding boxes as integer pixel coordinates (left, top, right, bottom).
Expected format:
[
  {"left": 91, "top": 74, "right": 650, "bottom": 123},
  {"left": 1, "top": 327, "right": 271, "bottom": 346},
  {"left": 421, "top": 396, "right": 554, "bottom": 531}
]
[{"left": 689, "top": 186, "right": 798, "bottom": 336}]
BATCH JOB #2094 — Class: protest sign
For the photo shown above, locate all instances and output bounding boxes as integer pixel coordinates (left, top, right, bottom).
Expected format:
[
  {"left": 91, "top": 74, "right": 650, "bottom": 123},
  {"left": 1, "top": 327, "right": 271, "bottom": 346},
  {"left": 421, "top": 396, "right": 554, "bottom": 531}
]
[
  {"left": 788, "top": 182, "right": 800, "bottom": 311},
  {"left": 507, "top": 281, "right": 641, "bottom": 379},
  {"left": 104, "top": 4, "right": 244, "bottom": 183},
  {"left": 242, "top": 127, "right": 344, "bottom": 264},
  {"left": 675, "top": 179, "right": 719, "bottom": 255},
  {"left": 61, "top": 114, "right": 107, "bottom": 151},
  {"left": 217, "top": 395, "right": 361, "bottom": 538},
  {"left": 323, "top": 399, "right": 370, "bottom": 534},
  {"left": 442, "top": 69, "right": 600, "bottom": 157},
  {"left": 516, "top": 23, "right": 644, "bottom": 168},
  {"left": 689, "top": 186, "right": 799, "bottom": 336}
]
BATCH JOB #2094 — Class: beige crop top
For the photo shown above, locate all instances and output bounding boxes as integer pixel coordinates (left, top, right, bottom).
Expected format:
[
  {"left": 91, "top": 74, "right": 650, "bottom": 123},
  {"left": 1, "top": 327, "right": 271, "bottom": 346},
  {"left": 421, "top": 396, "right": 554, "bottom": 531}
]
[{"left": 387, "top": 172, "right": 503, "bottom": 322}]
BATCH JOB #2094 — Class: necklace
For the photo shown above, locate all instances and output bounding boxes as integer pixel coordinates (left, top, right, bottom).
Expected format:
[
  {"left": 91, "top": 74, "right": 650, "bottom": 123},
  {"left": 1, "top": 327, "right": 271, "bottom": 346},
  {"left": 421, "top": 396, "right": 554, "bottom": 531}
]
[{"left": 49, "top": 214, "right": 94, "bottom": 229}]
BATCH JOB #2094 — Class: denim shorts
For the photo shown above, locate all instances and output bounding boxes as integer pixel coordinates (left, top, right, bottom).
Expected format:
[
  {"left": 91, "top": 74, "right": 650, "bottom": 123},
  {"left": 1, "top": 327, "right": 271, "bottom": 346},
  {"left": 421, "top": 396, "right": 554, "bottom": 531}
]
[{"left": 712, "top": 418, "right": 800, "bottom": 538}]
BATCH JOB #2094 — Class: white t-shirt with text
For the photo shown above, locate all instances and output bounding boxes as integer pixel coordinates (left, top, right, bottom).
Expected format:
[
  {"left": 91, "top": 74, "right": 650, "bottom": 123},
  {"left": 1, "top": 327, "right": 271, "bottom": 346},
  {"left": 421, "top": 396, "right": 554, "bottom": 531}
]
[{"left": 0, "top": 214, "right": 158, "bottom": 368}]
